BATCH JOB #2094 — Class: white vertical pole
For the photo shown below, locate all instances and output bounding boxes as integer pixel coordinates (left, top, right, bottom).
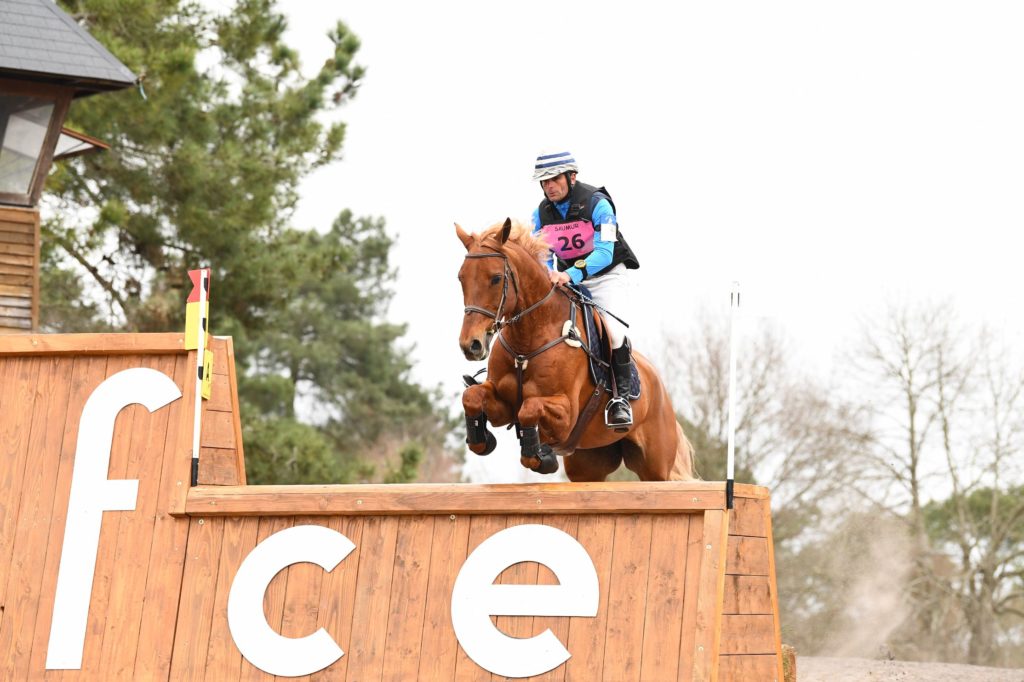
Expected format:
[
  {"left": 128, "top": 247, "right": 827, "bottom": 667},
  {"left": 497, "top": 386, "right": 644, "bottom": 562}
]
[
  {"left": 191, "top": 268, "right": 209, "bottom": 486},
  {"left": 726, "top": 281, "right": 740, "bottom": 509}
]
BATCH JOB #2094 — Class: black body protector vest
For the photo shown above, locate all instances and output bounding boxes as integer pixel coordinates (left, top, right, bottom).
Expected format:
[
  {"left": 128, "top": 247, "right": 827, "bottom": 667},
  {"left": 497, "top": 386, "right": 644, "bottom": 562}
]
[{"left": 537, "top": 181, "right": 639, "bottom": 279}]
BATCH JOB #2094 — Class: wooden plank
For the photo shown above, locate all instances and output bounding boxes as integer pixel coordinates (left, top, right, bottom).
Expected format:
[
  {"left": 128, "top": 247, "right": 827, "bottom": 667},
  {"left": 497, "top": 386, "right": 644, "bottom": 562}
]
[
  {"left": 732, "top": 484, "right": 770, "bottom": 500},
  {"left": 0, "top": 333, "right": 186, "bottom": 357},
  {"left": 723, "top": 575, "right": 773, "bottom": 615},
  {"left": 720, "top": 615, "right": 777, "bottom": 655},
  {"left": 169, "top": 349, "right": 200, "bottom": 515},
  {"left": 0, "top": 262, "right": 32, "bottom": 277},
  {"left": 197, "top": 447, "right": 242, "bottom": 485},
  {"left": 529, "top": 514, "right": 579, "bottom": 682},
  {"left": 168, "top": 516, "right": 225, "bottom": 679},
  {"left": 280, "top": 516, "right": 329, "bottom": 682},
  {"left": 133, "top": 352, "right": 192, "bottom": 679},
  {"left": 222, "top": 337, "right": 246, "bottom": 484},
  {"left": 200, "top": 409, "right": 236, "bottom": 449},
  {"left": 718, "top": 654, "right": 780, "bottom": 682},
  {"left": 0, "top": 252, "right": 33, "bottom": 268},
  {"left": 416, "top": 514, "right": 471, "bottom": 682},
  {"left": 563, "top": 515, "right": 615, "bottom": 682},
  {"left": 238, "top": 516, "right": 292, "bottom": 682},
  {"left": 185, "top": 482, "right": 730, "bottom": 516},
  {"left": 205, "top": 371, "right": 233, "bottom": 411},
  {"left": 344, "top": 516, "right": 401, "bottom": 682},
  {"left": 0, "top": 296, "right": 31, "bottom": 309},
  {"left": 492, "top": 513, "right": 540, "bottom": 682},
  {"left": 0, "top": 230, "right": 35, "bottom": 246},
  {"left": 211, "top": 337, "right": 230, "bottom": 375},
  {"left": 78, "top": 354, "right": 139, "bottom": 676},
  {"left": 0, "top": 305, "right": 31, "bottom": 318},
  {"left": 0, "top": 242, "right": 35, "bottom": 257},
  {"left": 677, "top": 513, "right": 704, "bottom": 679},
  {"left": 0, "top": 316, "right": 31, "bottom": 330},
  {"left": 454, "top": 514, "right": 507, "bottom": 682},
  {"left": 763, "top": 494, "right": 786, "bottom": 682},
  {"left": 601, "top": 514, "right": 654, "bottom": 682},
  {"left": 380, "top": 515, "right": 435, "bottom": 682},
  {"left": 310, "top": 516, "right": 364, "bottom": 682},
  {"left": 728, "top": 497, "right": 767, "bottom": 537},
  {"left": 203, "top": 516, "right": 259, "bottom": 682},
  {"left": 726, "top": 536, "right": 770, "bottom": 576},
  {"left": 0, "top": 356, "right": 39, "bottom": 634},
  {"left": 0, "top": 206, "right": 39, "bottom": 225},
  {"left": 0, "top": 272, "right": 33, "bottom": 288},
  {"left": 96, "top": 354, "right": 178, "bottom": 680},
  {"left": 6, "top": 356, "right": 91, "bottom": 681},
  {"left": 692, "top": 509, "right": 728, "bottom": 682},
  {"left": 0, "top": 284, "right": 31, "bottom": 298},
  {"left": 639, "top": 514, "right": 690, "bottom": 682}
]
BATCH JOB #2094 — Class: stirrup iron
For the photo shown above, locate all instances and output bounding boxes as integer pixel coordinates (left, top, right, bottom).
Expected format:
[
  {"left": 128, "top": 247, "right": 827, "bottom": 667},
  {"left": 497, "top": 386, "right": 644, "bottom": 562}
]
[{"left": 604, "top": 396, "right": 633, "bottom": 431}]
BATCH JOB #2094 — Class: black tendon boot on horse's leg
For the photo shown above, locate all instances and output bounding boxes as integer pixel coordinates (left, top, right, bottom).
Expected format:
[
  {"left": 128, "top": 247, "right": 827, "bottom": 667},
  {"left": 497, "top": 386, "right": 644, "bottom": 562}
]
[
  {"left": 605, "top": 339, "right": 634, "bottom": 432},
  {"left": 465, "top": 413, "right": 497, "bottom": 455},
  {"left": 520, "top": 426, "right": 559, "bottom": 474}
]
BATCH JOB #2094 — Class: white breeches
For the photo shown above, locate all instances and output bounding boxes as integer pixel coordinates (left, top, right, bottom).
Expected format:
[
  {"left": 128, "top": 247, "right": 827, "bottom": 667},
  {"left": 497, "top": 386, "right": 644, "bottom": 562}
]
[{"left": 582, "top": 264, "right": 632, "bottom": 349}]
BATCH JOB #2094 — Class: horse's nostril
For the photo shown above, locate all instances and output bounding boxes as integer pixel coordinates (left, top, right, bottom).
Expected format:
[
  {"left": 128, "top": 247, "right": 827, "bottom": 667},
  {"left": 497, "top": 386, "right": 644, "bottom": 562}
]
[{"left": 470, "top": 339, "right": 483, "bottom": 354}]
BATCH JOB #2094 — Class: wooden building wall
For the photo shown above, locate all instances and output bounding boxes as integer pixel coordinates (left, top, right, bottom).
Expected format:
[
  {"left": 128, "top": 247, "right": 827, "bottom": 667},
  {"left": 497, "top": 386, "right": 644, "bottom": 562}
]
[
  {"left": 0, "top": 334, "right": 784, "bottom": 681},
  {"left": 0, "top": 206, "right": 40, "bottom": 332}
]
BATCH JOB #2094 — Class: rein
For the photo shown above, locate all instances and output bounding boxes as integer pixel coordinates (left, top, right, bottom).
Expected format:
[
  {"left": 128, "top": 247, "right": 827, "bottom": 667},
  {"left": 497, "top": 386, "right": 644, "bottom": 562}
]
[
  {"left": 463, "top": 250, "right": 558, "bottom": 334},
  {"left": 463, "top": 248, "right": 610, "bottom": 451}
]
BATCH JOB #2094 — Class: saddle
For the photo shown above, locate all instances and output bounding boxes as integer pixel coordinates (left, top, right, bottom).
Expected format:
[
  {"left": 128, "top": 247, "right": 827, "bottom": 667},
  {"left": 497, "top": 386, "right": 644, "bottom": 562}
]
[{"left": 572, "top": 285, "right": 641, "bottom": 400}]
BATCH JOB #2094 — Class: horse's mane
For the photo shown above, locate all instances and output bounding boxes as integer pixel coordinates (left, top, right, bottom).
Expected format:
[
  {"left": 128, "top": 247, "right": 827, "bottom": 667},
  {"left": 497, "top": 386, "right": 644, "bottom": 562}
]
[{"left": 477, "top": 220, "right": 550, "bottom": 265}]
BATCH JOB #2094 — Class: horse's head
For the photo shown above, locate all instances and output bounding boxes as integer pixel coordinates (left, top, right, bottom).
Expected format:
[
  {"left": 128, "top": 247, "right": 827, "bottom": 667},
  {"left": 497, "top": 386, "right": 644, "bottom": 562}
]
[
  {"left": 456, "top": 217, "right": 550, "bottom": 361},
  {"left": 456, "top": 218, "right": 513, "bottom": 361}
]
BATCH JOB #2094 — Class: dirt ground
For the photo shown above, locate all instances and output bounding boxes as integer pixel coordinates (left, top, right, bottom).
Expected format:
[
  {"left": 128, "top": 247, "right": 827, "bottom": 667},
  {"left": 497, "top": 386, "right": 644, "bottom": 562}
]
[{"left": 799, "top": 656, "right": 1024, "bottom": 681}]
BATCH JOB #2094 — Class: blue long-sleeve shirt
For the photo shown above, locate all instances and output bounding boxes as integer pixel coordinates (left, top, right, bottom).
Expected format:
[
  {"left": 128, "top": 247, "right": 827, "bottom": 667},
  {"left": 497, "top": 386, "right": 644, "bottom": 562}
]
[{"left": 531, "top": 197, "right": 617, "bottom": 284}]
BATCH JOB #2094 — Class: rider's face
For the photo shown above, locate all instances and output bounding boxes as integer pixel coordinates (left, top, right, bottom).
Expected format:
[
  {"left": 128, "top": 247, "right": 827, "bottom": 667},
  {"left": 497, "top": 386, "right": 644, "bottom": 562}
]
[{"left": 541, "top": 173, "right": 573, "bottom": 202}]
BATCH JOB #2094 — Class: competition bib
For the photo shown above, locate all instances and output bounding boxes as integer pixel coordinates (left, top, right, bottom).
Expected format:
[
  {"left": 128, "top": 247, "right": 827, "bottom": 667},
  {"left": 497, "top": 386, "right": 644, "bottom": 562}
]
[{"left": 540, "top": 220, "right": 595, "bottom": 259}]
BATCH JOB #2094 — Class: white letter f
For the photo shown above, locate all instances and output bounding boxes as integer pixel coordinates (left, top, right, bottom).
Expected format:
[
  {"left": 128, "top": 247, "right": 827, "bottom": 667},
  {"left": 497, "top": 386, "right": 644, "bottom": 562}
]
[{"left": 46, "top": 368, "right": 181, "bottom": 669}]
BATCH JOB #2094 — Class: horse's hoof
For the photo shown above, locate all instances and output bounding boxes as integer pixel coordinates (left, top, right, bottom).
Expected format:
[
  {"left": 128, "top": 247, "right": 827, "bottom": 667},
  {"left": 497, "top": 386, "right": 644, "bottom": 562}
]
[
  {"left": 521, "top": 456, "right": 541, "bottom": 470},
  {"left": 534, "top": 445, "right": 559, "bottom": 474},
  {"left": 466, "top": 429, "right": 497, "bottom": 456}
]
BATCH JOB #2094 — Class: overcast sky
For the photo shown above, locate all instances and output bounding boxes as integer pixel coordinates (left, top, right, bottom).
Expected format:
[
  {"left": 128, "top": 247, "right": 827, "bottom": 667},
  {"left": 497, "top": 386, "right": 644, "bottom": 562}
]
[{"left": 278, "top": 2, "right": 1024, "bottom": 481}]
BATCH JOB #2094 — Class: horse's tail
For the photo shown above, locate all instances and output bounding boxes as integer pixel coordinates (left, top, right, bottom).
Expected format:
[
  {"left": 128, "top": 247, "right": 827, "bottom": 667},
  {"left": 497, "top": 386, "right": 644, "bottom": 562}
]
[{"left": 670, "top": 420, "right": 699, "bottom": 481}]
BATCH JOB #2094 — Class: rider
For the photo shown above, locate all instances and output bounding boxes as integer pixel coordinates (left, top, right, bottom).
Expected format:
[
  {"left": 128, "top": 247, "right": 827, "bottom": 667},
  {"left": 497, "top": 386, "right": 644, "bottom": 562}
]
[{"left": 530, "top": 149, "right": 640, "bottom": 431}]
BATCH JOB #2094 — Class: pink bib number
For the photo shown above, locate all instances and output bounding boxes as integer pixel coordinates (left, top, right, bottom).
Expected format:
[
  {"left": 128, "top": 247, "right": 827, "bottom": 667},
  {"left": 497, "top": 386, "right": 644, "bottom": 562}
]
[{"left": 540, "top": 220, "right": 595, "bottom": 259}]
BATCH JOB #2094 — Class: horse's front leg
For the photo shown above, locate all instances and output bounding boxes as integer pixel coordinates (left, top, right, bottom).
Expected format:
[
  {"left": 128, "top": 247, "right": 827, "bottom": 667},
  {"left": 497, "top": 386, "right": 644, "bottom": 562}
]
[
  {"left": 518, "top": 395, "right": 572, "bottom": 474},
  {"left": 462, "top": 381, "right": 512, "bottom": 456}
]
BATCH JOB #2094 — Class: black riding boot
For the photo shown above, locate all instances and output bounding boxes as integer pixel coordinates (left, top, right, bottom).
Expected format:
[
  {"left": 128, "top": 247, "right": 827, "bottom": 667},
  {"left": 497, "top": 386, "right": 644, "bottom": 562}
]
[{"left": 605, "top": 340, "right": 634, "bottom": 432}]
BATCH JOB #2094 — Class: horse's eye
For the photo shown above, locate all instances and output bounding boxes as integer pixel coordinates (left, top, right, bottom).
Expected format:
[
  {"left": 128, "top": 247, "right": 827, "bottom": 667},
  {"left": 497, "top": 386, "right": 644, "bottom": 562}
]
[{"left": 490, "top": 275, "right": 502, "bottom": 285}]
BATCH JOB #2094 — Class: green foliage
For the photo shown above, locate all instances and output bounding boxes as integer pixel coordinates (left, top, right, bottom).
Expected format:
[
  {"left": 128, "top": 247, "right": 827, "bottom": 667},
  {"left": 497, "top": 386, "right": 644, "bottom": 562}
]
[
  {"left": 44, "top": 0, "right": 456, "bottom": 483},
  {"left": 923, "top": 486, "right": 1024, "bottom": 551}
]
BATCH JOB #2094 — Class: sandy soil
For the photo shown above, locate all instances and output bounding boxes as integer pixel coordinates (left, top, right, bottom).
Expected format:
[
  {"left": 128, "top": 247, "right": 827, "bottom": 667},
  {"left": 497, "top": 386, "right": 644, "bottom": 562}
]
[{"left": 799, "top": 656, "right": 1024, "bottom": 681}]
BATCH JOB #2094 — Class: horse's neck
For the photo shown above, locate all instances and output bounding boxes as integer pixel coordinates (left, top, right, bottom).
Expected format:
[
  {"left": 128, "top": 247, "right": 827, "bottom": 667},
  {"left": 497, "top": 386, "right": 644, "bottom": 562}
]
[{"left": 503, "top": 258, "right": 568, "bottom": 349}]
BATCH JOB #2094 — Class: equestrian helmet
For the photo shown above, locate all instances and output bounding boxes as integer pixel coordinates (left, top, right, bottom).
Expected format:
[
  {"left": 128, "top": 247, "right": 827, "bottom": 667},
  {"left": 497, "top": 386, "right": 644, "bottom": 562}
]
[{"left": 532, "top": 150, "right": 578, "bottom": 182}]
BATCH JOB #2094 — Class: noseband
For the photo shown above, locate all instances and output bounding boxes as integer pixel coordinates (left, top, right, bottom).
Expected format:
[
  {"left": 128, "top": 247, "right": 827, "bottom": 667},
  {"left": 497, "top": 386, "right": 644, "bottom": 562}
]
[{"left": 462, "top": 250, "right": 557, "bottom": 333}]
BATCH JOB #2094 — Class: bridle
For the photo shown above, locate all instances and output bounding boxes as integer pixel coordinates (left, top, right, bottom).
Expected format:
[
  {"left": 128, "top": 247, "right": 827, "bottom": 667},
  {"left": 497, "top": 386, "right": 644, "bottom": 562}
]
[
  {"left": 462, "top": 249, "right": 557, "bottom": 334},
  {"left": 462, "top": 247, "right": 611, "bottom": 447}
]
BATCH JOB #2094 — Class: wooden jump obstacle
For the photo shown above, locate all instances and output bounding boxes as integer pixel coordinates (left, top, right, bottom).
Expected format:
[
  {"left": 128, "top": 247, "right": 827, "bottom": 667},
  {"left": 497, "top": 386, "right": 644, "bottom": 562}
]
[{"left": 0, "top": 334, "right": 784, "bottom": 681}]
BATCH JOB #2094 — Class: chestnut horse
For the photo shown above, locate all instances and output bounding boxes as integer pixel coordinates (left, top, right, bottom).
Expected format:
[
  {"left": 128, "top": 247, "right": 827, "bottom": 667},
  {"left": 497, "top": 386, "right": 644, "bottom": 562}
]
[{"left": 457, "top": 218, "right": 695, "bottom": 482}]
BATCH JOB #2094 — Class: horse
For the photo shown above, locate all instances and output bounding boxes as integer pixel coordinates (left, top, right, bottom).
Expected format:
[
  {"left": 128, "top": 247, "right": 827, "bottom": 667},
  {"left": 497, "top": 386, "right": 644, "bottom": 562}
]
[{"left": 456, "top": 217, "right": 695, "bottom": 482}]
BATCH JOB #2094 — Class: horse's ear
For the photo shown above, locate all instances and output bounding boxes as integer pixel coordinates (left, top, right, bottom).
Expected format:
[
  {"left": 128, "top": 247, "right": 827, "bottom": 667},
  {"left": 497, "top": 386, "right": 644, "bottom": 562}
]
[
  {"left": 500, "top": 218, "right": 512, "bottom": 244},
  {"left": 455, "top": 222, "right": 473, "bottom": 250}
]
